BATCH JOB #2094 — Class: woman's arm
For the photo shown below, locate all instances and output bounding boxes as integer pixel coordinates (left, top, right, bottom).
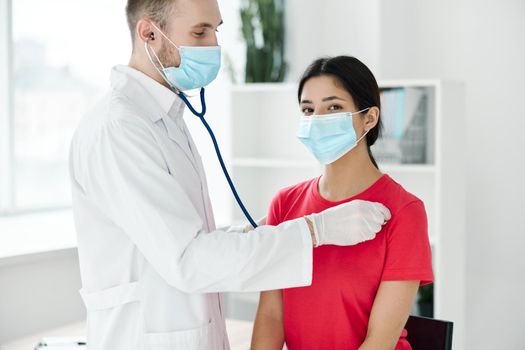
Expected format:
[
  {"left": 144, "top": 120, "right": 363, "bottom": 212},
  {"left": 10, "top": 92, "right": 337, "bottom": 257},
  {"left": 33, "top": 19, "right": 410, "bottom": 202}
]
[
  {"left": 251, "top": 290, "right": 285, "bottom": 350},
  {"left": 358, "top": 280, "right": 420, "bottom": 350}
]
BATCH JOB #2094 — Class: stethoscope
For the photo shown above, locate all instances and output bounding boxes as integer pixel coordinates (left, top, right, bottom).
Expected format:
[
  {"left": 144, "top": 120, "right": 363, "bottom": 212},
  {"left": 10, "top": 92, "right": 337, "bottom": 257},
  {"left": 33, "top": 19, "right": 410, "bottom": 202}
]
[
  {"left": 144, "top": 37, "right": 258, "bottom": 229},
  {"left": 177, "top": 88, "right": 258, "bottom": 229}
]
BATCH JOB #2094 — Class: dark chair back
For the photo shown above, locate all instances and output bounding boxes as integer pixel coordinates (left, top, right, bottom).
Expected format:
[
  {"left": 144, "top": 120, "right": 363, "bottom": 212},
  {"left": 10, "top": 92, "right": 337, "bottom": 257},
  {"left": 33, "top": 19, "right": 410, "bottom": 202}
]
[{"left": 405, "top": 315, "right": 453, "bottom": 350}]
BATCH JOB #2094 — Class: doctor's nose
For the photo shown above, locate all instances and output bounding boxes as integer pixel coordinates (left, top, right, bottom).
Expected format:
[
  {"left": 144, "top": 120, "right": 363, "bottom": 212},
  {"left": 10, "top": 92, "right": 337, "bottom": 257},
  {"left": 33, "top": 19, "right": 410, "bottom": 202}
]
[{"left": 211, "top": 33, "right": 219, "bottom": 46}]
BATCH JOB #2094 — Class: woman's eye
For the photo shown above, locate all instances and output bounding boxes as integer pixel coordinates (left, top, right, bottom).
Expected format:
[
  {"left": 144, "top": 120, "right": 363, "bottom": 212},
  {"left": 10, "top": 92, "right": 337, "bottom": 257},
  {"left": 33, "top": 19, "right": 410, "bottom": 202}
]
[
  {"left": 328, "top": 104, "right": 342, "bottom": 111},
  {"left": 301, "top": 107, "right": 314, "bottom": 115},
  {"left": 194, "top": 32, "right": 205, "bottom": 37}
]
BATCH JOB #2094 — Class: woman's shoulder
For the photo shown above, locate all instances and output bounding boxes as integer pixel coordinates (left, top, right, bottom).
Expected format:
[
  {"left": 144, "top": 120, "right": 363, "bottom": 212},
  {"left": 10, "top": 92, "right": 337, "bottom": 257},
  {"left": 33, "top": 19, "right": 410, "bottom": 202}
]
[
  {"left": 380, "top": 175, "right": 425, "bottom": 216},
  {"left": 267, "top": 177, "right": 319, "bottom": 225}
]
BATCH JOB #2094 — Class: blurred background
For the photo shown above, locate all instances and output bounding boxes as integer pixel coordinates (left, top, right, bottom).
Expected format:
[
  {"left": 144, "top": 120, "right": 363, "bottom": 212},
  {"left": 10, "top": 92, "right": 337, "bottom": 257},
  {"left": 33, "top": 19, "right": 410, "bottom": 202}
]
[{"left": 0, "top": 0, "right": 524, "bottom": 349}]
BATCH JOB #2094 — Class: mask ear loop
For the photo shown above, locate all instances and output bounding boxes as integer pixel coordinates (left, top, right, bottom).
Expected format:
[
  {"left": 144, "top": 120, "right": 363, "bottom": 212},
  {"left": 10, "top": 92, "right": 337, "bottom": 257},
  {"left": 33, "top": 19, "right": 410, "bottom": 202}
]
[
  {"left": 150, "top": 22, "right": 181, "bottom": 50},
  {"left": 352, "top": 107, "right": 371, "bottom": 116},
  {"left": 354, "top": 107, "right": 373, "bottom": 144},
  {"left": 356, "top": 128, "right": 370, "bottom": 144},
  {"left": 144, "top": 40, "right": 182, "bottom": 93}
]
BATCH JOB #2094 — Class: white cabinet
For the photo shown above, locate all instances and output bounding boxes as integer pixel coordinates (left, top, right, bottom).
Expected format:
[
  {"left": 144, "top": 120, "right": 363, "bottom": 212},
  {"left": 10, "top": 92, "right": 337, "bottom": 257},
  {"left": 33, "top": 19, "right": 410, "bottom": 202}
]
[
  {"left": 228, "top": 84, "right": 319, "bottom": 225},
  {"left": 225, "top": 81, "right": 465, "bottom": 348}
]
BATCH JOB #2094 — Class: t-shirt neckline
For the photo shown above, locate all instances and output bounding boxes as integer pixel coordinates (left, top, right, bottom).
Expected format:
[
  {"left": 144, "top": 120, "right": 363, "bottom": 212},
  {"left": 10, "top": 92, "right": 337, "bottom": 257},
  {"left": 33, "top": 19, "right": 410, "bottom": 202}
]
[{"left": 311, "top": 173, "right": 390, "bottom": 206}]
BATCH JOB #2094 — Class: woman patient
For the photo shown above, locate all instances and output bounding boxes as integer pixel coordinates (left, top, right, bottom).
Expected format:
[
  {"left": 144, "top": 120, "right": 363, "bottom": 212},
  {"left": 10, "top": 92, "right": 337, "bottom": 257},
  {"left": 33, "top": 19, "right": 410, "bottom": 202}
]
[{"left": 251, "top": 56, "right": 434, "bottom": 350}]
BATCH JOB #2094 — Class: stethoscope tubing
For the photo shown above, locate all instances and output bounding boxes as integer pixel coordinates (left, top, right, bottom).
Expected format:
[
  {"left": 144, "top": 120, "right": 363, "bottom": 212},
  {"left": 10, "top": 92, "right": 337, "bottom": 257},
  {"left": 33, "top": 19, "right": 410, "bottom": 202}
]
[{"left": 177, "top": 88, "right": 258, "bottom": 229}]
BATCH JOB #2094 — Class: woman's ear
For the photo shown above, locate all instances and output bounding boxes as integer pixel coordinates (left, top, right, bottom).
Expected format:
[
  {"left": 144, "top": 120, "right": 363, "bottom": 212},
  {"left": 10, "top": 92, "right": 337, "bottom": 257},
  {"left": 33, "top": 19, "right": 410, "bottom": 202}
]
[{"left": 364, "top": 106, "right": 380, "bottom": 132}]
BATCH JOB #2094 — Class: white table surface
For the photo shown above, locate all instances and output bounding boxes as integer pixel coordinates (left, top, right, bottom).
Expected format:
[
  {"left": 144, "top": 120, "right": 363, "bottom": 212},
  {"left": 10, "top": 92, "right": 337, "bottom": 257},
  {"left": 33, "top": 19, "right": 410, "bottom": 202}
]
[{"left": 0, "top": 319, "right": 254, "bottom": 350}]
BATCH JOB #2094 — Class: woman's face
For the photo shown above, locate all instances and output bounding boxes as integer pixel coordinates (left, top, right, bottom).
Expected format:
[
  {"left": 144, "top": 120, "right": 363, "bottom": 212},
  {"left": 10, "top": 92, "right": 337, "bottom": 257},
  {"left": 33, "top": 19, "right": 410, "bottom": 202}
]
[{"left": 299, "top": 74, "right": 369, "bottom": 138}]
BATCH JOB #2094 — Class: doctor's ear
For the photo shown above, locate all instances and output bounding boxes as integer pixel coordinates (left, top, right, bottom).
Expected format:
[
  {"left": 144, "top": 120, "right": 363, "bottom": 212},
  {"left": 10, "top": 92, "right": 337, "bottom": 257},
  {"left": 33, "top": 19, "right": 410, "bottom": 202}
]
[
  {"left": 136, "top": 19, "right": 158, "bottom": 44},
  {"left": 363, "top": 106, "right": 380, "bottom": 131}
]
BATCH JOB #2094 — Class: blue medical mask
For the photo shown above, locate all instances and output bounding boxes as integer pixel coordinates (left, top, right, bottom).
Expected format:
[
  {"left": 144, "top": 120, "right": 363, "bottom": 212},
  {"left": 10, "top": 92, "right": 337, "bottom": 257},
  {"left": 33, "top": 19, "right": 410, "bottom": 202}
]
[
  {"left": 145, "top": 23, "right": 221, "bottom": 91},
  {"left": 297, "top": 108, "right": 370, "bottom": 165}
]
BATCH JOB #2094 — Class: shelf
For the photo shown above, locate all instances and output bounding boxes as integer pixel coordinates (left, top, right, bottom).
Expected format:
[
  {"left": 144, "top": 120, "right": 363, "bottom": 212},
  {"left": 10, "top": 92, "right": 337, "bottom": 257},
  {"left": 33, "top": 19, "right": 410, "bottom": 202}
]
[
  {"left": 380, "top": 164, "right": 436, "bottom": 174},
  {"left": 232, "top": 157, "right": 318, "bottom": 169},
  {"left": 377, "top": 79, "right": 441, "bottom": 89},
  {"left": 232, "top": 158, "right": 435, "bottom": 173},
  {"left": 232, "top": 81, "right": 442, "bottom": 92},
  {"left": 231, "top": 83, "right": 296, "bottom": 92}
]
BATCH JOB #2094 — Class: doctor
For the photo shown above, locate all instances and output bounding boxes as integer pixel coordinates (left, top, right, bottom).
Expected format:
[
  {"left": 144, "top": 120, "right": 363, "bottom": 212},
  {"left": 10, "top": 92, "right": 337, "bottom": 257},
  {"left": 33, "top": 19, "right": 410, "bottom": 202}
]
[{"left": 69, "top": 0, "right": 391, "bottom": 349}]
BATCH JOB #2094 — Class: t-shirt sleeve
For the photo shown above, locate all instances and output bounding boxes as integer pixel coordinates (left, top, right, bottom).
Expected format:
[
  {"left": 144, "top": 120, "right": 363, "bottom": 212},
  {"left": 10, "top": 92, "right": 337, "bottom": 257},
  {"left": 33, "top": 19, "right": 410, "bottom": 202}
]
[
  {"left": 267, "top": 190, "right": 284, "bottom": 226},
  {"left": 382, "top": 200, "right": 434, "bottom": 285}
]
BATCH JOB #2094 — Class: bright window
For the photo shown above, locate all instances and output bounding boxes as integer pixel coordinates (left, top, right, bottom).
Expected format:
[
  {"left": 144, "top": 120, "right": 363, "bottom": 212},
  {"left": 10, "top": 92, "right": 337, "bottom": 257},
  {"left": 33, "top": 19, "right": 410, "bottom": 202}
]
[{"left": 1, "top": 0, "right": 130, "bottom": 213}]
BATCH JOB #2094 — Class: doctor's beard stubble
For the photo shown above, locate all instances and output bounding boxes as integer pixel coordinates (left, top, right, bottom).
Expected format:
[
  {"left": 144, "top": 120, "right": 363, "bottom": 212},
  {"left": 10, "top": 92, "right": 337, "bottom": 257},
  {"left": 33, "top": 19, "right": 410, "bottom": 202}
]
[{"left": 158, "top": 39, "right": 179, "bottom": 68}]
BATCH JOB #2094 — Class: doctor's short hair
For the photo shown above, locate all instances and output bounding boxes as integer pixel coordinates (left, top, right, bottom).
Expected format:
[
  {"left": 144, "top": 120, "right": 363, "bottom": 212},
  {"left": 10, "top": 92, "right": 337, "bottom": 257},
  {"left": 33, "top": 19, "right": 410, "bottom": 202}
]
[
  {"left": 126, "top": 0, "right": 178, "bottom": 43},
  {"left": 297, "top": 56, "right": 383, "bottom": 169}
]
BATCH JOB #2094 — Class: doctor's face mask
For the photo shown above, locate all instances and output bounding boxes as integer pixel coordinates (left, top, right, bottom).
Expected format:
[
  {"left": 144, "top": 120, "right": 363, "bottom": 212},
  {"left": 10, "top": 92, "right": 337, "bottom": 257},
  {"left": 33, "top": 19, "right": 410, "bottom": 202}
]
[{"left": 145, "top": 22, "right": 221, "bottom": 91}]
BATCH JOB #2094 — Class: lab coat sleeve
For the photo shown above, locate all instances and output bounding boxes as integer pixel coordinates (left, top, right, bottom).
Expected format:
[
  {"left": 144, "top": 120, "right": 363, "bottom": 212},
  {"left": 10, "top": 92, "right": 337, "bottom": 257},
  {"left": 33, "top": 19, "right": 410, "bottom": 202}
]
[{"left": 84, "top": 118, "right": 313, "bottom": 293}]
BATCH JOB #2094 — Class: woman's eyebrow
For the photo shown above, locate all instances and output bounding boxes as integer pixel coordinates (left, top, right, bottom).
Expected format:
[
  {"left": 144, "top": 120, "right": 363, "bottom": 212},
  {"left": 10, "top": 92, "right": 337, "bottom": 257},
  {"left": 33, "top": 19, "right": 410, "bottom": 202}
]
[
  {"left": 322, "top": 96, "right": 345, "bottom": 102},
  {"left": 301, "top": 96, "right": 345, "bottom": 104}
]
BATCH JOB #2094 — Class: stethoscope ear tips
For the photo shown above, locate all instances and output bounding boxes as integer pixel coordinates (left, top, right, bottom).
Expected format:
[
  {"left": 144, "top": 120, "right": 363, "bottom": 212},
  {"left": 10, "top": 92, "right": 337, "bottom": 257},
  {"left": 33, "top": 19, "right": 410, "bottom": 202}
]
[{"left": 149, "top": 32, "right": 155, "bottom": 41}]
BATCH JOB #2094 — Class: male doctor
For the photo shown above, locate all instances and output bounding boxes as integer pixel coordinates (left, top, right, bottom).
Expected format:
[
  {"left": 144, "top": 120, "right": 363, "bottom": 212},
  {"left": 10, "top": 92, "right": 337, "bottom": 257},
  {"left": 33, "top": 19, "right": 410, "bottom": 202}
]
[{"left": 69, "top": 0, "right": 391, "bottom": 349}]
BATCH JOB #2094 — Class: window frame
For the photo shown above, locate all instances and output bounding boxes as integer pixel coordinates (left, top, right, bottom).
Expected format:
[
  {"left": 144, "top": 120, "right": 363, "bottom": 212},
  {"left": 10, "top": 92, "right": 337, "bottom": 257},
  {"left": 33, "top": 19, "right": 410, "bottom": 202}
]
[{"left": 0, "top": 0, "right": 14, "bottom": 216}]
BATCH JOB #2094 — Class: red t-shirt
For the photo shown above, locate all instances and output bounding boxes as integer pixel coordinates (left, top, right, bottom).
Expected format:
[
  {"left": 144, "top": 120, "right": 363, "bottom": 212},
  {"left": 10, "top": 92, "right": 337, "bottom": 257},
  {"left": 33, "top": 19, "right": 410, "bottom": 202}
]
[{"left": 267, "top": 174, "right": 434, "bottom": 350}]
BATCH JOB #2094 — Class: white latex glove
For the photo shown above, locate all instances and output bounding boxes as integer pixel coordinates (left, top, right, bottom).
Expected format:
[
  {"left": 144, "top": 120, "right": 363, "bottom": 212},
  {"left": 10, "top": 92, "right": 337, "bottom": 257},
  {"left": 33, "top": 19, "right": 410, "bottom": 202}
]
[{"left": 307, "top": 200, "right": 391, "bottom": 247}]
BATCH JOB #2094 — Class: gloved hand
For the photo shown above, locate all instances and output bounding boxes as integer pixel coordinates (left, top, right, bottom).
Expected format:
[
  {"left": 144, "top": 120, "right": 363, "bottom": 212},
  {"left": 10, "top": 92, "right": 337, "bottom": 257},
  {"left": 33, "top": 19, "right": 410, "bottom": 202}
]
[{"left": 306, "top": 200, "right": 391, "bottom": 247}]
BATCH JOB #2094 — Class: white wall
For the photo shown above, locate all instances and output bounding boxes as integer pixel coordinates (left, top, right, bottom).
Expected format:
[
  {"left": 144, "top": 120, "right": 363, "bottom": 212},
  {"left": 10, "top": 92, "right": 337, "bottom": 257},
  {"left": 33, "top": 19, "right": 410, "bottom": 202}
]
[
  {"left": 379, "top": 1, "right": 525, "bottom": 349},
  {"left": 286, "top": 0, "right": 381, "bottom": 81}
]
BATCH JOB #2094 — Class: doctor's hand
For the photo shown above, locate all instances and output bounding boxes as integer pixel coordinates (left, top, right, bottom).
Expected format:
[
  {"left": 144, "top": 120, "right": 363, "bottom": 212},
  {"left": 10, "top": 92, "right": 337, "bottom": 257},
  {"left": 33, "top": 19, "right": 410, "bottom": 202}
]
[
  {"left": 305, "top": 200, "right": 391, "bottom": 247},
  {"left": 243, "top": 216, "right": 267, "bottom": 233}
]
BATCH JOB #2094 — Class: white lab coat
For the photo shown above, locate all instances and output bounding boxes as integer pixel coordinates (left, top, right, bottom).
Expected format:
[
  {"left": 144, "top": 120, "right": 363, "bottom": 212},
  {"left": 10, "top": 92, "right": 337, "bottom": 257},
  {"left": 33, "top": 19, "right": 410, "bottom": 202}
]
[{"left": 69, "top": 65, "right": 313, "bottom": 350}]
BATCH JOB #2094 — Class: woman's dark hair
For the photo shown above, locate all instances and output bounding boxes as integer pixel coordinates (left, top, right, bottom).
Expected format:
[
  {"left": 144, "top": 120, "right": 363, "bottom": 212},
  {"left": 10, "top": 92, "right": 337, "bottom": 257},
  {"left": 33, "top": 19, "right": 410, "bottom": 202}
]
[{"left": 297, "top": 56, "right": 382, "bottom": 168}]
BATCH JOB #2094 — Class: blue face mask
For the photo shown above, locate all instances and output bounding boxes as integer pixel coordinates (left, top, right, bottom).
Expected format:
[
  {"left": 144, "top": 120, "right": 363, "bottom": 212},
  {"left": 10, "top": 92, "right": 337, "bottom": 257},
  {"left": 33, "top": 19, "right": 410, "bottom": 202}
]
[
  {"left": 145, "top": 23, "right": 221, "bottom": 91},
  {"left": 297, "top": 108, "right": 370, "bottom": 165}
]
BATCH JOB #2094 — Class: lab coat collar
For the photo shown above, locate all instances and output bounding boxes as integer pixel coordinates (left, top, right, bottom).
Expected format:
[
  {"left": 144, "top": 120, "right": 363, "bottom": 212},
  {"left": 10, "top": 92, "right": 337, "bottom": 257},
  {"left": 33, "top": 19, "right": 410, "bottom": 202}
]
[
  {"left": 110, "top": 65, "right": 184, "bottom": 122},
  {"left": 110, "top": 65, "right": 199, "bottom": 170}
]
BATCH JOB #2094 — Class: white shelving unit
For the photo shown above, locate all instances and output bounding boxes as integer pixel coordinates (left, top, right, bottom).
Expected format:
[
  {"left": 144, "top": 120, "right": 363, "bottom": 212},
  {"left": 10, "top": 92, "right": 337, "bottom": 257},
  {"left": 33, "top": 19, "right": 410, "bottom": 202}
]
[{"left": 225, "top": 81, "right": 465, "bottom": 349}]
